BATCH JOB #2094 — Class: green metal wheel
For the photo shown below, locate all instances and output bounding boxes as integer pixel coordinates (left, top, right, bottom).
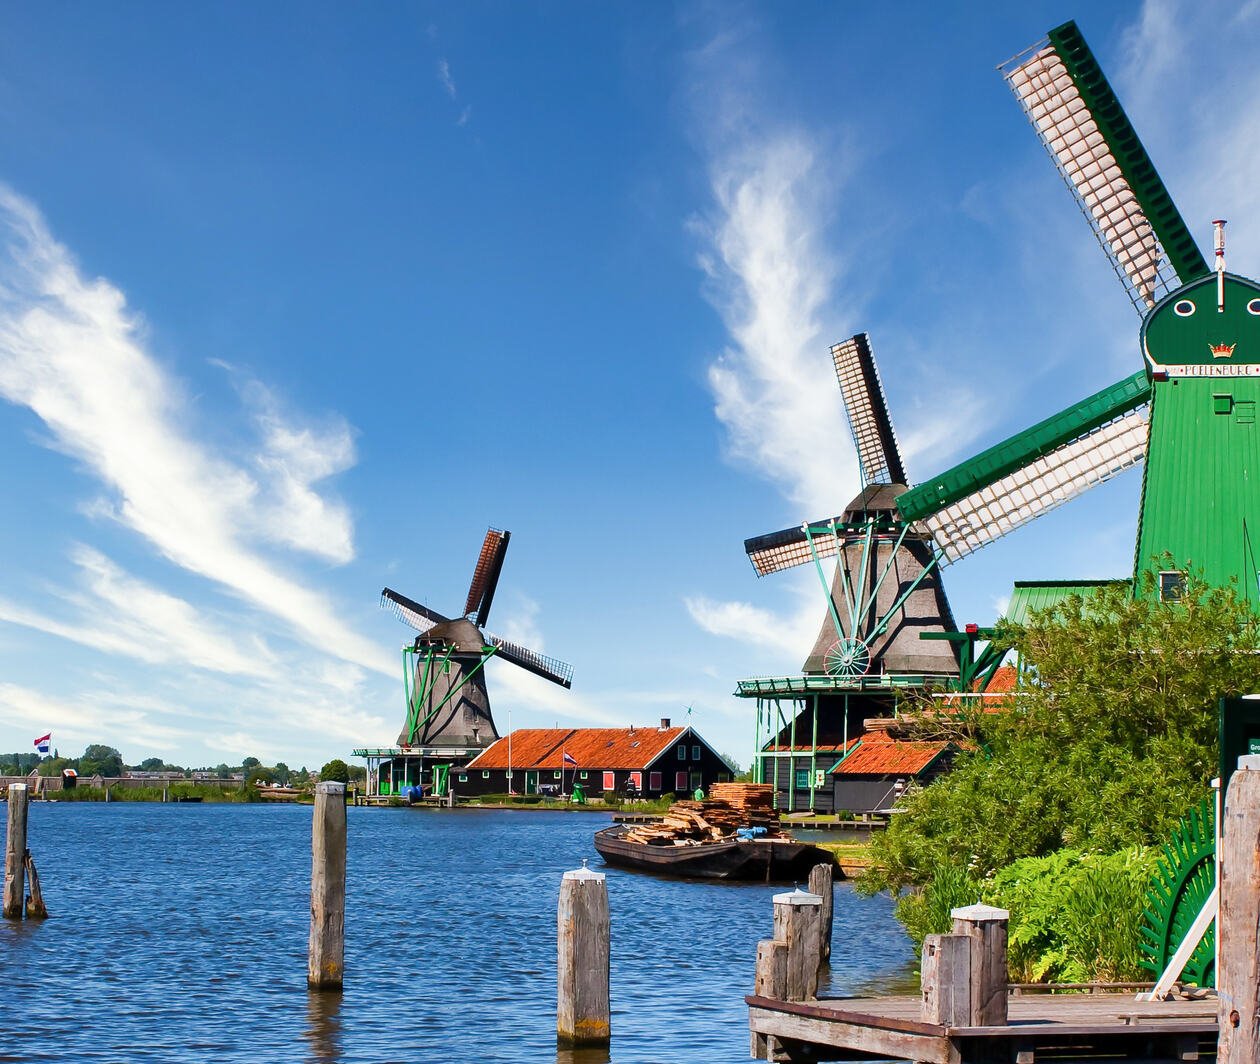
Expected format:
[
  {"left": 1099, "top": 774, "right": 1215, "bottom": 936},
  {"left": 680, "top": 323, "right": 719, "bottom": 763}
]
[
  {"left": 823, "top": 638, "right": 871, "bottom": 679},
  {"left": 1139, "top": 797, "right": 1215, "bottom": 988}
]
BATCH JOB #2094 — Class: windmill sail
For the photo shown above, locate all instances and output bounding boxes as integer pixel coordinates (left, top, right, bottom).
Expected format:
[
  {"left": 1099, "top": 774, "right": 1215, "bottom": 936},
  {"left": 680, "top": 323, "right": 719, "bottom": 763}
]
[
  {"left": 897, "top": 371, "right": 1151, "bottom": 563},
  {"left": 381, "top": 588, "right": 449, "bottom": 635},
  {"left": 464, "top": 528, "right": 510, "bottom": 625},
  {"left": 485, "top": 633, "right": 573, "bottom": 688},
  {"left": 745, "top": 517, "right": 843, "bottom": 577},
  {"left": 1001, "top": 20, "right": 1208, "bottom": 311},
  {"left": 831, "top": 334, "right": 906, "bottom": 485}
]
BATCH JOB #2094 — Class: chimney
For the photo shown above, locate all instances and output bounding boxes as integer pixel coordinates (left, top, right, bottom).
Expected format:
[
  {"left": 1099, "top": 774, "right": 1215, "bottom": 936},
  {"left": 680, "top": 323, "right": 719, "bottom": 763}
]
[{"left": 659, "top": 717, "right": 670, "bottom": 730}]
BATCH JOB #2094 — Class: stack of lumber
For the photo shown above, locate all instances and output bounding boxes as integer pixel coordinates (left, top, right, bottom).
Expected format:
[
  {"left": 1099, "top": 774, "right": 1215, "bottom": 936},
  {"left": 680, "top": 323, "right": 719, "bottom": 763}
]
[{"left": 622, "top": 785, "right": 784, "bottom": 846}]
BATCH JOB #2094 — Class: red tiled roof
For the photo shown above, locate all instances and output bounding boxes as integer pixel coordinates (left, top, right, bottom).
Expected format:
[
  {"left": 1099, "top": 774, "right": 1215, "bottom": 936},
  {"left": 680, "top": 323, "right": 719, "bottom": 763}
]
[
  {"left": 466, "top": 729, "right": 569, "bottom": 770},
  {"left": 467, "top": 726, "right": 690, "bottom": 771},
  {"left": 831, "top": 737, "right": 950, "bottom": 776}
]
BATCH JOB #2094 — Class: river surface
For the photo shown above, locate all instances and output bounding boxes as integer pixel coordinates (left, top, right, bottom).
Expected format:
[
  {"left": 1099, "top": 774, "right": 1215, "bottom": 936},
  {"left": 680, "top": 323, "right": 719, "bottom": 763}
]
[{"left": 1, "top": 803, "right": 914, "bottom": 1063}]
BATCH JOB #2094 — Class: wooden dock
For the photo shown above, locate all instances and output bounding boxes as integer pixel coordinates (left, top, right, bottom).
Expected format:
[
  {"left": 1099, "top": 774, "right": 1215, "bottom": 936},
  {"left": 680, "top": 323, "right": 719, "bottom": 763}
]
[{"left": 747, "top": 991, "right": 1216, "bottom": 1063}]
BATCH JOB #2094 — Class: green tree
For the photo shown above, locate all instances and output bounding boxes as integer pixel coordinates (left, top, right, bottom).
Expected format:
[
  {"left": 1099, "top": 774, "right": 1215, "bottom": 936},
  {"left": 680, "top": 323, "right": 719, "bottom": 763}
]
[
  {"left": 320, "top": 758, "right": 350, "bottom": 784},
  {"left": 273, "top": 762, "right": 291, "bottom": 786},
  {"left": 863, "top": 572, "right": 1260, "bottom": 894},
  {"left": 139, "top": 757, "right": 164, "bottom": 771},
  {"left": 241, "top": 756, "right": 261, "bottom": 770},
  {"left": 79, "top": 745, "right": 124, "bottom": 778}
]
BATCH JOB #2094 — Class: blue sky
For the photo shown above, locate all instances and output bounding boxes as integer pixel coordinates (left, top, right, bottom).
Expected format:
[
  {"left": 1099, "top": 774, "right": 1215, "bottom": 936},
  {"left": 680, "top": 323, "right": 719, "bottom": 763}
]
[{"left": 0, "top": 0, "right": 1257, "bottom": 771}]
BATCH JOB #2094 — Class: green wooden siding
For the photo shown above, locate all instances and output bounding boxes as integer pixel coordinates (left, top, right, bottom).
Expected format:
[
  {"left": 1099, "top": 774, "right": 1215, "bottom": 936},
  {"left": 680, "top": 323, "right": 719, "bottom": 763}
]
[
  {"left": 1135, "top": 377, "right": 1260, "bottom": 601},
  {"left": 1006, "top": 580, "right": 1131, "bottom": 625}
]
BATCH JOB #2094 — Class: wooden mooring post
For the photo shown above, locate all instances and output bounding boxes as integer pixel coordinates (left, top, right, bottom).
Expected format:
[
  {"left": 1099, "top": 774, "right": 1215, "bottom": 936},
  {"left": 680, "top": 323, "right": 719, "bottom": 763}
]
[
  {"left": 807, "top": 863, "right": 833, "bottom": 969},
  {"left": 1219, "top": 754, "right": 1260, "bottom": 1063},
  {"left": 307, "top": 781, "right": 346, "bottom": 990},
  {"left": 557, "top": 860, "right": 610, "bottom": 1047},
  {"left": 752, "top": 887, "right": 823, "bottom": 1060},
  {"left": 3, "top": 782, "right": 28, "bottom": 919}
]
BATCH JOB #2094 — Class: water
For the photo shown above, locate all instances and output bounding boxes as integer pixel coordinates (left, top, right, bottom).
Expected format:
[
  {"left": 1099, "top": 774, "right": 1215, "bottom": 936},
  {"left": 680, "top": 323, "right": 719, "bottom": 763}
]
[{"left": 1, "top": 803, "right": 914, "bottom": 1062}]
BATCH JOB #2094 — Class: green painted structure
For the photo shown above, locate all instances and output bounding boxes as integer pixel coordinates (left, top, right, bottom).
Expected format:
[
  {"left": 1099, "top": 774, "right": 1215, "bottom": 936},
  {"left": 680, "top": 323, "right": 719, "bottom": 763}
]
[
  {"left": 1005, "top": 580, "right": 1131, "bottom": 625},
  {"left": 888, "top": 21, "right": 1260, "bottom": 606}
]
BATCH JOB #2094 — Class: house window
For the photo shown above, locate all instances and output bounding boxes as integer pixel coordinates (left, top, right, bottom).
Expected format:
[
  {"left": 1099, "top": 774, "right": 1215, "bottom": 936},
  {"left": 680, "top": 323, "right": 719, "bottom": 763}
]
[
  {"left": 675, "top": 771, "right": 688, "bottom": 791},
  {"left": 677, "top": 745, "right": 686, "bottom": 760},
  {"left": 629, "top": 771, "right": 642, "bottom": 790},
  {"left": 553, "top": 770, "right": 562, "bottom": 779},
  {"left": 649, "top": 771, "right": 661, "bottom": 790},
  {"left": 457, "top": 774, "right": 468, "bottom": 782},
  {"left": 602, "top": 771, "right": 615, "bottom": 790},
  {"left": 1214, "top": 393, "right": 1234, "bottom": 415},
  {"left": 690, "top": 771, "right": 702, "bottom": 791},
  {"left": 579, "top": 771, "right": 588, "bottom": 780},
  {"left": 1237, "top": 400, "right": 1256, "bottom": 425},
  {"left": 795, "top": 769, "right": 811, "bottom": 789},
  {"left": 717, "top": 773, "right": 730, "bottom": 783},
  {"left": 1159, "top": 571, "right": 1185, "bottom": 601},
  {"left": 692, "top": 745, "right": 701, "bottom": 761},
  {"left": 482, "top": 771, "right": 490, "bottom": 779}
]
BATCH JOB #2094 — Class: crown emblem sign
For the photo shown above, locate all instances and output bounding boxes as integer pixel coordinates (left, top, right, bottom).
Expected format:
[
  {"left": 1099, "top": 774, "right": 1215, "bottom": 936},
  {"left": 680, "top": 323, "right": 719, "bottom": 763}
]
[{"left": 1210, "top": 342, "right": 1237, "bottom": 359}]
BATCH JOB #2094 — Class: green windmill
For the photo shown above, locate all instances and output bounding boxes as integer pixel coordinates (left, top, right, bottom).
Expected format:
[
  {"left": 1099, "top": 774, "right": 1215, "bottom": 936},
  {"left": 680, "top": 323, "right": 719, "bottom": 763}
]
[{"left": 891, "top": 21, "right": 1260, "bottom": 605}]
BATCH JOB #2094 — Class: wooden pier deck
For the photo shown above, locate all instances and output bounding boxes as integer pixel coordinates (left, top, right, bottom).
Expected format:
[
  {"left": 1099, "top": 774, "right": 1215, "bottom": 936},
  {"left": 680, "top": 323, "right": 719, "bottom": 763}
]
[{"left": 747, "top": 991, "right": 1217, "bottom": 1063}]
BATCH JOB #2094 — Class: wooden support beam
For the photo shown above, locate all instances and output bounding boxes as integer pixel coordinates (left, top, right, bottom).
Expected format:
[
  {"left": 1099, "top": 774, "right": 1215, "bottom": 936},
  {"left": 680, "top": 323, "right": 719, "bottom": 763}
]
[
  {"left": 3, "top": 783, "right": 28, "bottom": 919},
  {"left": 774, "top": 888, "right": 823, "bottom": 1003},
  {"left": 921, "top": 933, "right": 970, "bottom": 1027},
  {"left": 808, "top": 863, "right": 833, "bottom": 969},
  {"left": 557, "top": 862, "right": 610, "bottom": 1046},
  {"left": 1219, "top": 755, "right": 1260, "bottom": 1063},
  {"left": 23, "top": 852, "right": 48, "bottom": 919},
  {"left": 307, "top": 781, "right": 346, "bottom": 990},
  {"left": 950, "top": 903, "right": 1009, "bottom": 1027}
]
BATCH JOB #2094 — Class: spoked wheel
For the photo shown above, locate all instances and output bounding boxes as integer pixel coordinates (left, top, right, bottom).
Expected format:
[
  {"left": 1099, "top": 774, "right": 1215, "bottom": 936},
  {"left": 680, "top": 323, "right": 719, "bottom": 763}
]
[{"left": 823, "top": 638, "right": 870, "bottom": 678}]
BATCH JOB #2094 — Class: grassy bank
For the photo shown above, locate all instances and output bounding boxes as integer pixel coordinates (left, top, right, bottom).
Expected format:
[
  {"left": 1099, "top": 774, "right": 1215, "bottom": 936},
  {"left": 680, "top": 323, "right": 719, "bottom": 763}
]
[{"left": 51, "top": 783, "right": 257, "bottom": 803}]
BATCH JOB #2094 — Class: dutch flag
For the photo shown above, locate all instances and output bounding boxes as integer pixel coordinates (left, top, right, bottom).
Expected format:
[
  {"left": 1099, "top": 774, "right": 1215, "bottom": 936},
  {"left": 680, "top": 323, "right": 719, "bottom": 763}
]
[
  {"left": 562, "top": 751, "right": 577, "bottom": 767},
  {"left": 33, "top": 733, "right": 51, "bottom": 754}
]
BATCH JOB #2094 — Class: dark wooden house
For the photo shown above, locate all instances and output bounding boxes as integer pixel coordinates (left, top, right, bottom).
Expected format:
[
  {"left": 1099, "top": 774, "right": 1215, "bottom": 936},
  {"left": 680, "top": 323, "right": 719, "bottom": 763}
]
[
  {"left": 830, "top": 735, "right": 954, "bottom": 815},
  {"left": 457, "top": 719, "right": 733, "bottom": 798}
]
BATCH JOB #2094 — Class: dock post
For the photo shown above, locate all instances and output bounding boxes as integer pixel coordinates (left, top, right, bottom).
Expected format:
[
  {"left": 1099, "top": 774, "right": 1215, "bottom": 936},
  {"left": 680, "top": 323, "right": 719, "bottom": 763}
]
[
  {"left": 773, "top": 887, "right": 823, "bottom": 1002},
  {"left": 1219, "top": 754, "right": 1260, "bottom": 1063},
  {"left": 307, "top": 781, "right": 346, "bottom": 990},
  {"left": 3, "top": 782, "right": 28, "bottom": 919},
  {"left": 921, "top": 933, "right": 971, "bottom": 1026},
  {"left": 951, "top": 903, "right": 1008, "bottom": 1027},
  {"left": 557, "top": 861, "right": 610, "bottom": 1047},
  {"left": 808, "top": 862, "right": 833, "bottom": 968}
]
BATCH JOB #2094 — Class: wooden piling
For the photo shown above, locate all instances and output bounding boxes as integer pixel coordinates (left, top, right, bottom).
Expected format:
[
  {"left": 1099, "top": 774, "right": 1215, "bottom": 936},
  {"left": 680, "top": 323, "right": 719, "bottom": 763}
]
[
  {"left": 921, "top": 932, "right": 971, "bottom": 1026},
  {"left": 557, "top": 861, "right": 610, "bottom": 1046},
  {"left": 23, "top": 852, "right": 48, "bottom": 919},
  {"left": 772, "top": 888, "right": 823, "bottom": 1002},
  {"left": 1219, "top": 754, "right": 1260, "bottom": 1063},
  {"left": 3, "top": 782, "right": 28, "bottom": 919},
  {"left": 808, "top": 862, "right": 833, "bottom": 968},
  {"left": 307, "top": 781, "right": 346, "bottom": 990},
  {"left": 950, "top": 903, "right": 1009, "bottom": 1027}
]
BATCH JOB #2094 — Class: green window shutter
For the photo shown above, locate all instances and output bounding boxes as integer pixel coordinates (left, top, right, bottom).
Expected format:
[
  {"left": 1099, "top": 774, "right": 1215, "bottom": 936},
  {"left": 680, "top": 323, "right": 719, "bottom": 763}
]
[{"left": 1214, "top": 393, "right": 1234, "bottom": 415}]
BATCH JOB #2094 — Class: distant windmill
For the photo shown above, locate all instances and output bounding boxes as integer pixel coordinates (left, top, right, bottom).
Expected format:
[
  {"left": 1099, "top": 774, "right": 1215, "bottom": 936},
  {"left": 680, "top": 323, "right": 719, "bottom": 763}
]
[
  {"left": 381, "top": 528, "right": 573, "bottom": 753},
  {"left": 743, "top": 333, "right": 961, "bottom": 681}
]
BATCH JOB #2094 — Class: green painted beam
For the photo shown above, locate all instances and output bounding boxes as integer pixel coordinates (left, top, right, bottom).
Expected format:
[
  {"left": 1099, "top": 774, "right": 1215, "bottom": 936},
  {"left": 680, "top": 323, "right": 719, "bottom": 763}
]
[
  {"left": 1047, "top": 21, "right": 1208, "bottom": 285},
  {"left": 898, "top": 370, "right": 1151, "bottom": 523}
]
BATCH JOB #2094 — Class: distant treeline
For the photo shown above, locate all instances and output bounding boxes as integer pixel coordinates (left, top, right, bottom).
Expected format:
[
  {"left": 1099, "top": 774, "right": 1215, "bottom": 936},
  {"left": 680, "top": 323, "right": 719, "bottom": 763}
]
[{"left": 0, "top": 744, "right": 318, "bottom": 786}]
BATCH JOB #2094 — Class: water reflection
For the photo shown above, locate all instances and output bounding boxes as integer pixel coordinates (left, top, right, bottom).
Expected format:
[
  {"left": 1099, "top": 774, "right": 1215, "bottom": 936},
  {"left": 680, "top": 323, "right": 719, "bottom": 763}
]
[
  {"left": 304, "top": 989, "right": 342, "bottom": 1063},
  {"left": 555, "top": 1045, "right": 610, "bottom": 1064}
]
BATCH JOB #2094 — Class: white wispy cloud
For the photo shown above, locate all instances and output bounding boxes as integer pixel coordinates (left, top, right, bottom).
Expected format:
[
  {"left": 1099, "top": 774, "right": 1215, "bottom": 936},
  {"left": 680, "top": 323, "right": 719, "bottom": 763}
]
[
  {"left": 683, "top": 590, "right": 817, "bottom": 661},
  {"left": 0, "top": 546, "right": 277, "bottom": 678},
  {"left": 437, "top": 58, "right": 471, "bottom": 126},
  {"left": 0, "top": 188, "right": 393, "bottom": 677}
]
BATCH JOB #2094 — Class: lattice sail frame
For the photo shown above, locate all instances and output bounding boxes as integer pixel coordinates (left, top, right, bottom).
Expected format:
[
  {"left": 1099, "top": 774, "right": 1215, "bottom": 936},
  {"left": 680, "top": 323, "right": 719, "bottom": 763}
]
[
  {"left": 831, "top": 334, "right": 907, "bottom": 486},
  {"left": 1001, "top": 41, "right": 1180, "bottom": 311},
  {"left": 920, "top": 406, "right": 1149, "bottom": 563}
]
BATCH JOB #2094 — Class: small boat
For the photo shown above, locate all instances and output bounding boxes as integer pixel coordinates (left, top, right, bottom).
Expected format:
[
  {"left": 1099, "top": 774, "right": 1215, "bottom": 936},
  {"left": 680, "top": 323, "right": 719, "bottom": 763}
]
[
  {"left": 175, "top": 796, "right": 203, "bottom": 803},
  {"left": 593, "top": 824, "right": 833, "bottom": 882}
]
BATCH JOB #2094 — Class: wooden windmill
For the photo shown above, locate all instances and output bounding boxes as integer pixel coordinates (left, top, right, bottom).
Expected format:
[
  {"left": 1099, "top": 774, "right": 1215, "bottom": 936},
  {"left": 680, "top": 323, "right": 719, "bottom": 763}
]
[
  {"left": 381, "top": 528, "right": 573, "bottom": 756},
  {"left": 744, "top": 333, "right": 962, "bottom": 682},
  {"left": 892, "top": 21, "right": 1260, "bottom": 603}
]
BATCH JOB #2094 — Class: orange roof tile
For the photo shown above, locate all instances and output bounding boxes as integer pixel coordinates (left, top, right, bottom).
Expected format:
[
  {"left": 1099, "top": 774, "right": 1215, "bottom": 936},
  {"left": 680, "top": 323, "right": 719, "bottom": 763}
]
[
  {"left": 831, "top": 737, "right": 950, "bottom": 776},
  {"left": 466, "top": 726, "right": 691, "bottom": 771}
]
